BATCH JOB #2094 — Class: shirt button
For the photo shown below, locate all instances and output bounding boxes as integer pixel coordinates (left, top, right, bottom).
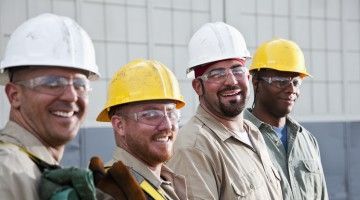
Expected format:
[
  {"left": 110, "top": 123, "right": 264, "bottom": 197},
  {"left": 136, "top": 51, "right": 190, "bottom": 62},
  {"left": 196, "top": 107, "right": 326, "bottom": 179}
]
[{"left": 250, "top": 184, "right": 254, "bottom": 189}]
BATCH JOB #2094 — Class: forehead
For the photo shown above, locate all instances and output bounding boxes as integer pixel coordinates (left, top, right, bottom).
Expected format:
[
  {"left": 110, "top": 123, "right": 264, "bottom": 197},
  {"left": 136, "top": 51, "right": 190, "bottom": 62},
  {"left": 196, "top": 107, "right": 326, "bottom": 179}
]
[
  {"left": 206, "top": 59, "right": 244, "bottom": 72},
  {"left": 261, "top": 69, "right": 300, "bottom": 77},
  {"left": 14, "top": 66, "right": 88, "bottom": 79}
]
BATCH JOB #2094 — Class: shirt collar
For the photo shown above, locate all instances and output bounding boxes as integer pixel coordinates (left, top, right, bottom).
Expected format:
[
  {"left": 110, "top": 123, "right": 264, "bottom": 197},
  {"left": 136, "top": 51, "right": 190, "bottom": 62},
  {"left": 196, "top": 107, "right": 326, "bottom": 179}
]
[{"left": 0, "top": 121, "right": 58, "bottom": 165}]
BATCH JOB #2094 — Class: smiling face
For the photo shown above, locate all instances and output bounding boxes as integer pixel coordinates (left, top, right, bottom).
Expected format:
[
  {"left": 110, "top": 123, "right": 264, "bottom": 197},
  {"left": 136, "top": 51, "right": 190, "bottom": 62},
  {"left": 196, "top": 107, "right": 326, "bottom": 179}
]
[
  {"left": 6, "top": 67, "right": 89, "bottom": 147},
  {"left": 111, "top": 101, "right": 179, "bottom": 168},
  {"left": 193, "top": 59, "right": 250, "bottom": 118},
  {"left": 253, "top": 69, "right": 301, "bottom": 118}
]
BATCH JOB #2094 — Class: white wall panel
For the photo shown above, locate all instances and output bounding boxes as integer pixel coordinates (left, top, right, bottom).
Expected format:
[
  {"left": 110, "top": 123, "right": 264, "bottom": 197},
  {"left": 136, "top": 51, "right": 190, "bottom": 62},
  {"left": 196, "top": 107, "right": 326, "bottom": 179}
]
[
  {"left": 344, "top": 21, "right": 360, "bottom": 51},
  {"left": 192, "top": 0, "right": 210, "bottom": 12},
  {"left": 128, "top": 44, "right": 148, "bottom": 61},
  {"left": 257, "top": 0, "right": 272, "bottom": 14},
  {"left": 53, "top": 0, "right": 75, "bottom": 19},
  {"left": 328, "top": 83, "right": 343, "bottom": 114},
  {"left": 347, "top": 83, "right": 360, "bottom": 114},
  {"left": 326, "top": 0, "right": 340, "bottom": 19},
  {"left": 153, "top": 9, "right": 172, "bottom": 44},
  {"left": 274, "top": 17, "right": 289, "bottom": 38},
  {"left": 81, "top": 3, "right": 105, "bottom": 40},
  {"left": 127, "top": 6, "right": 147, "bottom": 43},
  {"left": 105, "top": 5, "right": 126, "bottom": 41},
  {"left": 93, "top": 41, "right": 107, "bottom": 78},
  {"left": 343, "top": 0, "right": 360, "bottom": 20},
  {"left": 28, "top": 0, "right": 52, "bottom": 17},
  {"left": 257, "top": 16, "right": 273, "bottom": 43},
  {"left": 106, "top": 43, "right": 127, "bottom": 77},
  {"left": 293, "top": 0, "right": 310, "bottom": 17},
  {"left": 310, "top": 0, "right": 325, "bottom": 18},
  {"left": 311, "top": 19, "right": 326, "bottom": 49},
  {"left": 85, "top": 80, "right": 108, "bottom": 127},
  {"left": 173, "top": 0, "right": 191, "bottom": 10},
  {"left": 173, "top": 46, "right": 188, "bottom": 79},
  {"left": 312, "top": 51, "right": 326, "bottom": 81},
  {"left": 326, "top": 20, "right": 341, "bottom": 50},
  {"left": 327, "top": 52, "right": 342, "bottom": 81},
  {"left": 232, "top": 15, "right": 256, "bottom": 48},
  {"left": 293, "top": 18, "right": 310, "bottom": 48},
  {"left": 313, "top": 83, "right": 328, "bottom": 114},
  {"left": 274, "top": 0, "right": 288, "bottom": 16},
  {"left": 173, "top": 11, "right": 191, "bottom": 45},
  {"left": 344, "top": 52, "right": 360, "bottom": 81}
]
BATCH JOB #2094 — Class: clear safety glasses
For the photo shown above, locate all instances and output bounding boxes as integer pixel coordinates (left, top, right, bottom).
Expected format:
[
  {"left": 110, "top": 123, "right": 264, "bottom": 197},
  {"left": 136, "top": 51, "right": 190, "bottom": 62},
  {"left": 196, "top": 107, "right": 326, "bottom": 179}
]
[
  {"left": 260, "top": 76, "right": 302, "bottom": 89},
  {"left": 119, "top": 109, "right": 180, "bottom": 126},
  {"left": 14, "top": 75, "right": 91, "bottom": 97},
  {"left": 199, "top": 65, "right": 247, "bottom": 84}
]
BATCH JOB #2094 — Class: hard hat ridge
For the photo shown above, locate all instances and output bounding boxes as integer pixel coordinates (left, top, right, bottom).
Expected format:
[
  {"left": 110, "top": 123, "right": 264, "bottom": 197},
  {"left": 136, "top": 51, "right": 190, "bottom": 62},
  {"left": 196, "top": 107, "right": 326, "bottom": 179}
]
[{"left": 0, "top": 13, "right": 100, "bottom": 85}]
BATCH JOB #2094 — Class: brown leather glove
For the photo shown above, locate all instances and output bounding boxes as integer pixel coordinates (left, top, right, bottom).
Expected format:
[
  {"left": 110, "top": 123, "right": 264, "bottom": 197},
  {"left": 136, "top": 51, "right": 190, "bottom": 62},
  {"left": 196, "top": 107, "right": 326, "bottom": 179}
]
[{"left": 89, "top": 156, "right": 146, "bottom": 200}]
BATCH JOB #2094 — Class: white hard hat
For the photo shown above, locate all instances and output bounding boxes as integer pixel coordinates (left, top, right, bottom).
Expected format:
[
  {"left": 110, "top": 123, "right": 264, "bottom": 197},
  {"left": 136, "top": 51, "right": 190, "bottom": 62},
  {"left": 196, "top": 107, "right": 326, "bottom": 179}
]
[
  {"left": 187, "top": 22, "right": 251, "bottom": 77},
  {"left": 0, "top": 13, "right": 100, "bottom": 84}
]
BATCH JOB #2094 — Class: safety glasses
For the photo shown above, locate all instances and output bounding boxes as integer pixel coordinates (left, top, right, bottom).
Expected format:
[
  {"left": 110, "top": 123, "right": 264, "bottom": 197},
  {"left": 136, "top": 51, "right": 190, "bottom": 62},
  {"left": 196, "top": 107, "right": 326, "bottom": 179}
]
[
  {"left": 119, "top": 109, "right": 180, "bottom": 126},
  {"left": 259, "top": 76, "right": 302, "bottom": 89},
  {"left": 14, "top": 75, "right": 91, "bottom": 97},
  {"left": 199, "top": 65, "right": 247, "bottom": 83}
]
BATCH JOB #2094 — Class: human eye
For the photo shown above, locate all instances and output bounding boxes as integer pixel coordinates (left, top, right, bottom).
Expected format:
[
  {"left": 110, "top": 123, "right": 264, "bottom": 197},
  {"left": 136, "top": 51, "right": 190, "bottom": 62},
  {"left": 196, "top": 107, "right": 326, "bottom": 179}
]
[
  {"left": 292, "top": 77, "right": 302, "bottom": 87},
  {"left": 231, "top": 66, "right": 246, "bottom": 76},
  {"left": 207, "top": 69, "right": 225, "bottom": 79},
  {"left": 37, "top": 76, "right": 65, "bottom": 89},
  {"left": 272, "top": 77, "right": 290, "bottom": 88},
  {"left": 167, "top": 110, "right": 179, "bottom": 121},
  {"left": 73, "top": 78, "right": 89, "bottom": 91},
  {"left": 139, "top": 110, "right": 163, "bottom": 121}
]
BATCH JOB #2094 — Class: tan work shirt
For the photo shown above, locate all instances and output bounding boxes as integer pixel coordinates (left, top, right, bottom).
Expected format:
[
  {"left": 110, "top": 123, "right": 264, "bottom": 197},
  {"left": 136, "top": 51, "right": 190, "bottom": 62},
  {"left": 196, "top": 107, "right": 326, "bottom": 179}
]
[
  {"left": 167, "top": 106, "right": 283, "bottom": 200},
  {"left": 107, "top": 147, "right": 188, "bottom": 200},
  {"left": 0, "top": 121, "right": 58, "bottom": 200}
]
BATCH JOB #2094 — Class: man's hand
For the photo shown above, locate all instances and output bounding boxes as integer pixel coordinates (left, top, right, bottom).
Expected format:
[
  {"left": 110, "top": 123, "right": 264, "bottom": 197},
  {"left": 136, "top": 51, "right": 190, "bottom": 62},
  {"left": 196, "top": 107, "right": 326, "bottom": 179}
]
[{"left": 89, "top": 156, "right": 146, "bottom": 200}]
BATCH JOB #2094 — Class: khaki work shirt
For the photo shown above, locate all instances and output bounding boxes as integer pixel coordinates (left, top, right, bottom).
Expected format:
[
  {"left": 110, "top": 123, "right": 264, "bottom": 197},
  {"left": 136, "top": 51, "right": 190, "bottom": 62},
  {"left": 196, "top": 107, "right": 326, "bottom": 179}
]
[
  {"left": 244, "top": 108, "right": 328, "bottom": 200},
  {"left": 0, "top": 121, "right": 58, "bottom": 200},
  {"left": 107, "top": 147, "right": 188, "bottom": 200},
  {"left": 167, "top": 106, "right": 282, "bottom": 200}
]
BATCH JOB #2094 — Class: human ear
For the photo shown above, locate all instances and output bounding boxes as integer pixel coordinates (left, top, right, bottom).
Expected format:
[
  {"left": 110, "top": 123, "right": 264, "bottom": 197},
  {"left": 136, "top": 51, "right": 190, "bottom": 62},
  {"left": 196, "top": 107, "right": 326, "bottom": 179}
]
[
  {"left": 111, "top": 115, "right": 125, "bottom": 137},
  {"left": 5, "top": 83, "right": 22, "bottom": 109},
  {"left": 192, "top": 79, "right": 203, "bottom": 96}
]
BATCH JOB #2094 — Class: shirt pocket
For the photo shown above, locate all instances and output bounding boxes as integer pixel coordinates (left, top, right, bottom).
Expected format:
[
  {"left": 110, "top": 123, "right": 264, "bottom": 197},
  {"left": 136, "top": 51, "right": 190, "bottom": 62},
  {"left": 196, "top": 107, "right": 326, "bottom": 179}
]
[
  {"left": 231, "top": 170, "right": 266, "bottom": 199},
  {"left": 298, "top": 160, "right": 322, "bottom": 199}
]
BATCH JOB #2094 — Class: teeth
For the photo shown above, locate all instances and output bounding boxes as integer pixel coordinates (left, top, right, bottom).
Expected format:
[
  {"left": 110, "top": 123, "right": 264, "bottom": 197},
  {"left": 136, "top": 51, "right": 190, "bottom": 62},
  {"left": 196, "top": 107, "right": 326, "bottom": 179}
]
[
  {"left": 52, "top": 111, "right": 74, "bottom": 117},
  {"left": 155, "top": 136, "right": 169, "bottom": 142},
  {"left": 221, "top": 91, "right": 239, "bottom": 96}
]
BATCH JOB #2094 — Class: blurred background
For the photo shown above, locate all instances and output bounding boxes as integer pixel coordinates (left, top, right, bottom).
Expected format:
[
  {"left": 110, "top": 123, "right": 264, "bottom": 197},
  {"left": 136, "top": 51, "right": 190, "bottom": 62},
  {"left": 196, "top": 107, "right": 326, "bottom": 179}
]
[{"left": 0, "top": 0, "right": 359, "bottom": 199}]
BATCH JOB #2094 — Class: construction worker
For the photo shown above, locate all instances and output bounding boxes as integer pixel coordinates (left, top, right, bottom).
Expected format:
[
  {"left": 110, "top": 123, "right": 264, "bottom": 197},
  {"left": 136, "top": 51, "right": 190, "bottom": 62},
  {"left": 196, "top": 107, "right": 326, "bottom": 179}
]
[
  {"left": 167, "top": 22, "right": 283, "bottom": 199},
  {"left": 244, "top": 38, "right": 328, "bottom": 199},
  {"left": 0, "top": 13, "right": 100, "bottom": 199},
  {"left": 92, "top": 59, "right": 187, "bottom": 200}
]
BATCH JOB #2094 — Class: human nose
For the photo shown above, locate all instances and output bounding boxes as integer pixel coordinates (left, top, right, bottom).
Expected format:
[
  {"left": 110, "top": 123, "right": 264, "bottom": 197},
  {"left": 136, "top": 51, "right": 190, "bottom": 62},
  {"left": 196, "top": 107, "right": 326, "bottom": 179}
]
[
  {"left": 157, "top": 114, "right": 176, "bottom": 131},
  {"left": 60, "top": 84, "right": 79, "bottom": 102},
  {"left": 224, "top": 70, "right": 238, "bottom": 85}
]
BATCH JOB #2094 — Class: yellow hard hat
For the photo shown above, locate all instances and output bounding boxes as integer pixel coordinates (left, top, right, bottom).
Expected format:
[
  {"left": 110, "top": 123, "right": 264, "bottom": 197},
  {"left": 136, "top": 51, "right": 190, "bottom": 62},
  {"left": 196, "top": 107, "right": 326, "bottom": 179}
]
[
  {"left": 250, "top": 38, "right": 310, "bottom": 77},
  {"left": 97, "top": 59, "right": 185, "bottom": 122}
]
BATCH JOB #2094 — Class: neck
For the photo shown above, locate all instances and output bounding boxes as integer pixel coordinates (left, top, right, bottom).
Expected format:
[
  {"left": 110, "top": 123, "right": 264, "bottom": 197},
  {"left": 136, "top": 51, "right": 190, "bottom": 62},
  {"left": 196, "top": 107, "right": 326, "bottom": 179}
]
[
  {"left": 251, "top": 106, "right": 286, "bottom": 127},
  {"left": 10, "top": 111, "right": 64, "bottom": 162},
  {"left": 201, "top": 104, "right": 245, "bottom": 132}
]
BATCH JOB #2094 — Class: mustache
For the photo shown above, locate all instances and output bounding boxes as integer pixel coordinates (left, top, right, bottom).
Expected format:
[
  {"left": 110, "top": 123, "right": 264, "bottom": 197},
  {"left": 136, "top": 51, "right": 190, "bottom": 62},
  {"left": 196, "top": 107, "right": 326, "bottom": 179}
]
[{"left": 219, "top": 85, "right": 241, "bottom": 93}]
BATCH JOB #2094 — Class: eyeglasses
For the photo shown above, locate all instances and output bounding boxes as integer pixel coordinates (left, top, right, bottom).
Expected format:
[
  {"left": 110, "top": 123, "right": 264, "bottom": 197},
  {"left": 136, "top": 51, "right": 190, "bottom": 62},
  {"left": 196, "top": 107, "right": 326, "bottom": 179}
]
[
  {"left": 259, "top": 76, "right": 302, "bottom": 89},
  {"left": 14, "top": 75, "right": 91, "bottom": 97},
  {"left": 199, "top": 66, "right": 247, "bottom": 83},
  {"left": 120, "top": 109, "right": 180, "bottom": 126}
]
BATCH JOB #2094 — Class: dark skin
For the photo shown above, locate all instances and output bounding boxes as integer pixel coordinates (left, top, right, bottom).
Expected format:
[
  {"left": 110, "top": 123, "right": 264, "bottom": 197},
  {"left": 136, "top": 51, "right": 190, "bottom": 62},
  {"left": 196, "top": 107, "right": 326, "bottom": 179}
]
[{"left": 251, "top": 69, "right": 302, "bottom": 128}]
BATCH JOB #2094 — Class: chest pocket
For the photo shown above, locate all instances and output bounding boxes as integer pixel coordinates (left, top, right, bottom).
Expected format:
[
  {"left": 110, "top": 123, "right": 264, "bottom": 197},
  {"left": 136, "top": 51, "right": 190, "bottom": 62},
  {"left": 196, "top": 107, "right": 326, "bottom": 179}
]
[
  {"left": 231, "top": 170, "right": 265, "bottom": 198},
  {"left": 298, "top": 160, "right": 322, "bottom": 199},
  {"left": 303, "top": 160, "right": 320, "bottom": 173}
]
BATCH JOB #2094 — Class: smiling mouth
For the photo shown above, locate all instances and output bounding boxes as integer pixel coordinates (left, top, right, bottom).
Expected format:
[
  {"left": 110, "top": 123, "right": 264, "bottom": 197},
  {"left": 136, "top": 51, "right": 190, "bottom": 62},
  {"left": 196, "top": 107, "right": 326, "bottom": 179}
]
[
  {"left": 220, "top": 89, "right": 241, "bottom": 97},
  {"left": 52, "top": 111, "right": 77, "bottom": 118},
  {"left": 154, "top": 135, "right": 173, "bottom": 143}
]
